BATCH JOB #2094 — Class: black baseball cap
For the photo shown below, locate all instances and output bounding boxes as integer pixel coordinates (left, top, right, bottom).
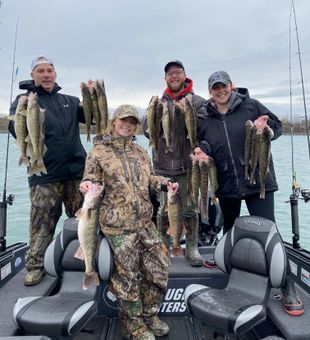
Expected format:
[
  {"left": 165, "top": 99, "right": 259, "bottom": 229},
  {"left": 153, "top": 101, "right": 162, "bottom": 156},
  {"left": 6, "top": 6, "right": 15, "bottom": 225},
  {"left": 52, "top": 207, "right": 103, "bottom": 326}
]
[{"left": 164, "top": 60, "right": 185, "bottom": 73}]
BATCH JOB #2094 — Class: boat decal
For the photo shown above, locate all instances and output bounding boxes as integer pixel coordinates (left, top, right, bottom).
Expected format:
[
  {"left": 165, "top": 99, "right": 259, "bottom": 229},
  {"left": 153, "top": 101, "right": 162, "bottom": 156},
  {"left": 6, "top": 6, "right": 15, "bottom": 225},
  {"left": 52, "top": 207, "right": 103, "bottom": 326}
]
[
  {"left": 289, "top": 259, "right": 298, "bottom": 276},
  {"left": 301, "top": 268, "right": 310, "bottom": 288},
  {"left": 1, "top": 262, "right": 12, "bottom": 280}
]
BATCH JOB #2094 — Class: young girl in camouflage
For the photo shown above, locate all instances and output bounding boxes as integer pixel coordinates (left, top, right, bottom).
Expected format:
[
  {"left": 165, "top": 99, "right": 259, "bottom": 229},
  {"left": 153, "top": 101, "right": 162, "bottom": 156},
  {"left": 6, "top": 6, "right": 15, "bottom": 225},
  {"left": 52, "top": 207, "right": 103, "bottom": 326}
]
[{"left": 80, "top": 105, "right": 178, "bottom": 340}]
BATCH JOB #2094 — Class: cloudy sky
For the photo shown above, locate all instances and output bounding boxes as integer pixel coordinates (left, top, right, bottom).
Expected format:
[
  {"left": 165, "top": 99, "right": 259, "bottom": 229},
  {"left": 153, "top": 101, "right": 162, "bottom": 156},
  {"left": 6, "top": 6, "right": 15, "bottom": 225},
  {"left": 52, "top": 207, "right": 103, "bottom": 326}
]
[{"left": 0, "top": 0, "right": 309, "bottom": 120}]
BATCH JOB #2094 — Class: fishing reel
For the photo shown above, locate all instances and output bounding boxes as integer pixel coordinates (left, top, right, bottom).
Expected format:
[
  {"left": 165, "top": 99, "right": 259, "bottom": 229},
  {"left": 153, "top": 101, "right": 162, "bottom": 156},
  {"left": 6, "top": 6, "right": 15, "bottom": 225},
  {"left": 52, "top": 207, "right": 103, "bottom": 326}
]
[{"left": 301, "top": 189, "right": 310, "bottom": 203}]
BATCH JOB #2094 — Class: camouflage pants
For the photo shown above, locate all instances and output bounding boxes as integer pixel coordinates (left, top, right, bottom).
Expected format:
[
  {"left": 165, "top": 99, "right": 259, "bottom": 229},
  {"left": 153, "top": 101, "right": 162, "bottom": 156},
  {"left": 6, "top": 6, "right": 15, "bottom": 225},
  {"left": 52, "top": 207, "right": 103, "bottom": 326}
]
[
  {"left": 105, "top": 224, "right": 170, "bottom": 337},
  {"left": 26, "top": 179, "right": 83, "bottom": 271},
  {"left": 157, "top": 174, "right": 196, "bottom": 218}
]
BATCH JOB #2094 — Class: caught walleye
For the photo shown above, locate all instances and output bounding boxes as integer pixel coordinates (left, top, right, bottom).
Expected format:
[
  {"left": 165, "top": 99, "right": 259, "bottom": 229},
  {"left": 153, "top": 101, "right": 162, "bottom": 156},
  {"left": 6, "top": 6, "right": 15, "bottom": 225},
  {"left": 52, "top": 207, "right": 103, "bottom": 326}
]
[
  {"left": 167, "top": 186, "right": 184, "bottom": 257},
  {"left": 13, "top": 96, "right": 29, "bottom": 166},
  {"left": 75, "top": 182, "right": 104, "bottom": 289},
  {"left": 258, "top": 125, "right": 273, "bottom": 199},
  {"left": 26, "top": 92, "right": 47, "bottom": 176},
  {"left": 244, "top": 120, "right": 274, "bottom": 198}
]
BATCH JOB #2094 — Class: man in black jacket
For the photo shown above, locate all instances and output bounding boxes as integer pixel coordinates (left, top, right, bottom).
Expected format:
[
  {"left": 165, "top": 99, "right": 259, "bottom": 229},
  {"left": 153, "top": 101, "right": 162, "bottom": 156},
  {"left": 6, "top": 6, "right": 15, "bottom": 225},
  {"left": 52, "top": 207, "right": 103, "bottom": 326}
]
[
  {"left": 144, "top": 60, "right": 207, "bottom": 266},
  {"left": 9, "top": 56, "right": 86, "bottom": 285}
]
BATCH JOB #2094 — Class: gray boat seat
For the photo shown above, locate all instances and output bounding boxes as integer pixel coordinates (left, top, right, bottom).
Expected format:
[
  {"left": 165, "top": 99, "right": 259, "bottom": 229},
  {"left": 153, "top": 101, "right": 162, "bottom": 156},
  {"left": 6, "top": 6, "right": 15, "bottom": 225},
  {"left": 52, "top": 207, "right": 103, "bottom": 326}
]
[
  {"left": 12, "top": 217, "right": 113, "bottom": 338},
  {"left": 184, "top": 215, "right": 287, "bottom": 338}
]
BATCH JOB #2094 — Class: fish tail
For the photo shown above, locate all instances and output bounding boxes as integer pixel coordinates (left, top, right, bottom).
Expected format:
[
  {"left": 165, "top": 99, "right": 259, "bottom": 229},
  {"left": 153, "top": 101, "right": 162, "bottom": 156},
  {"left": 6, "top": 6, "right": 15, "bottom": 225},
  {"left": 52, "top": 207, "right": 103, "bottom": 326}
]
[
  {"left": 19, "top": 155, "right": 29, "bottom": 167},
  {"left": 171, "top": 246, "right": 184, "bottom": 257},
  {"left": 260, "top": 186, "right": 266, "bottom": 199},
  {"left": 83, "top": 272, "right": 100, "bottom": 290}
]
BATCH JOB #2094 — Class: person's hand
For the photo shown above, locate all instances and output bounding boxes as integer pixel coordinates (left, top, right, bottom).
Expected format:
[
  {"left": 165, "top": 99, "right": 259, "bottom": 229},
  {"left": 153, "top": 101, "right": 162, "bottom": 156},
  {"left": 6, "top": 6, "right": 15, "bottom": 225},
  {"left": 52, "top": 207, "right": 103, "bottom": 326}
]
[
  {"left": 193, "top": 147, "right": 208, "bottom": 162},
  {"left": 79, "top": 180, "right": 92, "bottom": 193},
  {"left": 254, "top": 115, "right": 269, "bottom": 129},
  {"left": 167, "top": 181, "right": 179, "bottom": 193}
]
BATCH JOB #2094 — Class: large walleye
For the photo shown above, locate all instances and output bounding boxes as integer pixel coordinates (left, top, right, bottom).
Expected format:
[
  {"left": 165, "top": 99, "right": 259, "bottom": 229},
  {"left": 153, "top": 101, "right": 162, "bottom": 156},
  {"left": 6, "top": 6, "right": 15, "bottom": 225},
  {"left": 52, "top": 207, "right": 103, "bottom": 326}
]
[
  {"left": 94, "top": 79, "right": 108, "bottom": 132},
  {"left": 190, "top": 154, "right": 201, "bottom": 211},
  {"left": 13, "top": 96, "right": 29, "bottom": 166},
  {"left": 249, "top": 126, "right": 260, "bottom": 185},
  {"left": 258, "top": 125, "right": 273, "bottom": 199},
  {"left": 89, "top": 85, "right": 102, "bottom": 135},
  {"left": 167, "top": 186, "right": 184, "bottom": 257},
  {"left": 199, "top": 159, "right": 209, "bottom": 220},
  {"left": 26, "top": 92, "right": 47, "bottom": 176},
  {"left": 154, "top": 100, "right": 163, "bottom": 161},
  {"left": 80, "top": 82, "right": 93, "bottom": 142},
  {"left": 75, "top": 182, "right": 104, "bottom": 289},
  {"left": 146, "top": 96, "right": 158, "bottom": 148},
  {"left": 181, "top": 95, "right": 197, "bottom": 152},
  {"left": 206, "top": 156, "right": 218, "bottom": 205},
  {"left": 244, "top": 120, "right": 255, "bottom": 180},
  {"left": 162, "top": 100, "right": 172, "bottom": 153}
]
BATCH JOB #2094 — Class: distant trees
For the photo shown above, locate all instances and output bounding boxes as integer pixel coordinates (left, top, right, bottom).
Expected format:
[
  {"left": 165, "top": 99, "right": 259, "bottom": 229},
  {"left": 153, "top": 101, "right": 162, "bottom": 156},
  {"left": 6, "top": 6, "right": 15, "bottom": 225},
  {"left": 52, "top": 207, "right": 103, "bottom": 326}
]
[{"left": 0, "top": 117, "right": 308, "bottom": 135}]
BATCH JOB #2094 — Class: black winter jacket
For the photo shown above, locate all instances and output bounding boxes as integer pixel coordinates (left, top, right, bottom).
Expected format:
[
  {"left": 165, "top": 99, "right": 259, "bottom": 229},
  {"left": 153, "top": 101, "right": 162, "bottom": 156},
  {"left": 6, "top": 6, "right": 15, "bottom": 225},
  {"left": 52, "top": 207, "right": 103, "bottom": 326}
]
[
  {"left": 9, "top": 81, "right": 86, "bottom": 187},
  {"left": 143, "top": 78, "right": 207, "bottom": 176},
  {"left": 197, "top": 90, "right": 282, "bottom": 198}
]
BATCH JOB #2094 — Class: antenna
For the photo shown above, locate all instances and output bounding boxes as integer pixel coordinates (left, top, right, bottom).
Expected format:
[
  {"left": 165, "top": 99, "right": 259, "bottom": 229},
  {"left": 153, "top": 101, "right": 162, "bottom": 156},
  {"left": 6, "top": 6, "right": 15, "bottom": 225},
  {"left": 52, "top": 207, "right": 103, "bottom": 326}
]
[
  {"left": 291, "top": 0, "right": 310, "bottom": 160},
  {"left": 0, "top": 17, "right": 18, "bottom": 251}
]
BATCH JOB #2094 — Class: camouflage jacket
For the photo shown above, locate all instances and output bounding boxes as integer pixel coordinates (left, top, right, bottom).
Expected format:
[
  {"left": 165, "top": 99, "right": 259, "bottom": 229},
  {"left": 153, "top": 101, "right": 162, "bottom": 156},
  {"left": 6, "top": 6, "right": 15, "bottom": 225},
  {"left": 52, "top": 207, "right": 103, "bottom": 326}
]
[
  {"left": 143, "top": 78, "right": 207, "bottom": 176},
  {"left": 82, "top": 134, "right": 167, "bottom": 235}
]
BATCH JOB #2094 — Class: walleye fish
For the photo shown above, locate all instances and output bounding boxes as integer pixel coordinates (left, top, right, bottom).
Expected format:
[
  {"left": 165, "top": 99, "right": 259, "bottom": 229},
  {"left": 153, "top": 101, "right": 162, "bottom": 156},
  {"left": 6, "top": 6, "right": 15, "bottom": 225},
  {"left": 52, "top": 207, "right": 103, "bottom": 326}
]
[
  {"left": 190, "top": 154, "right": 201, "bottom": 211},
  {"left": 80, "top": 82, "right": 93, "bottom": 142},
  {"left": 162, "top": 100, "right": 172, "bottom": 153},
  {"left": 26, "top": 92, "right": 47, "bottom": 176},
  {"left": 89, "top": 85, "right": 102, "bottom": 135},
  {"left": 75, "top": 182, "right": 104, "bottom": 290},
  {"left": 174, "top": 103, "right": 186, "bottom": 158},
  {"left": 249, "top": 126, "right": 260, "bottom": 185},
  {"left": 199, "top": 159, "right": 209, "bottom": 220},
  {"left": 167, "top": 186, "right": 184, "bottom": 257},
  {"left": 154, "top": 100, "right": 163, "bottom": 161},
  {"left": 146, "top": 96, "right": 158, "bottom": 148},
  {"left": 14, "top": 96, "right": 29, "bottom": 166},
  {"left": 258, "top": 126, "right": 273, "bottom": 199},
  {"left": 206, "top": 157, "right": 218, "bottom": 205},
  {"left": 182, "top": 95, "right": 197, "bottom": 152},
  {"left": 186, "top": 154, "right": 193, "bottom": 206},
  {"left": 94, "top": 79, "right": 108, "bottom": 131},
  {"left": 244, "top": 120, "right": 255, "bottom": 180}
]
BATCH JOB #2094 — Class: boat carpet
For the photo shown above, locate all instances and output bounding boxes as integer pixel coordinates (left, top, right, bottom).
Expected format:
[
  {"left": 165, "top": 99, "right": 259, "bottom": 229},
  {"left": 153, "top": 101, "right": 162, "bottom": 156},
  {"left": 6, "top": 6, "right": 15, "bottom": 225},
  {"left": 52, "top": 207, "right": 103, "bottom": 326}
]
[{"left": 268, "top": 285, "right": 310, "bottom": 340}]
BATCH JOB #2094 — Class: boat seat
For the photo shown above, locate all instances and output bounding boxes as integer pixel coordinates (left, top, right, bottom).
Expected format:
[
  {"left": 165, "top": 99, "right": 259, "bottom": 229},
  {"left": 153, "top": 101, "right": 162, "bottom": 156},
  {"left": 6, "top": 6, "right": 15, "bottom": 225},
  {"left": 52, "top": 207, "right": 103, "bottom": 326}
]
[
  {"left": 12, "top": 217, "right": 113, "bottom": 338},
  {"left": 184, "top": 215, "right": 287, "bottom": 338}
]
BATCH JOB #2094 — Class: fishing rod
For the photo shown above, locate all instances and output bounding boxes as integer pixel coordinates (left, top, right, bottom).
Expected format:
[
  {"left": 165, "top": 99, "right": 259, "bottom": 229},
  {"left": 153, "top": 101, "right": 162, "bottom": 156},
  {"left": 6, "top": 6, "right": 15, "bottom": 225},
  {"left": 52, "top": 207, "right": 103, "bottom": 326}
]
[
  {"left": 0, "top": 17, "right": 18, "bottom": 252},
  {"left": 287, "top": 0, "right": 310, "bottom": 249}
]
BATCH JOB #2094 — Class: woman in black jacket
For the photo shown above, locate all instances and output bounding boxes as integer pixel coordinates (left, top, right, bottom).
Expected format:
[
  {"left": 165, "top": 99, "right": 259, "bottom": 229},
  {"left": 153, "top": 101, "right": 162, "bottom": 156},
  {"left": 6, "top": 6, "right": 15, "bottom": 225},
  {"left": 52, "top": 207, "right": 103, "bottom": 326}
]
[{"left": 195, "top": 70, "right": 303, "bottom": 317}]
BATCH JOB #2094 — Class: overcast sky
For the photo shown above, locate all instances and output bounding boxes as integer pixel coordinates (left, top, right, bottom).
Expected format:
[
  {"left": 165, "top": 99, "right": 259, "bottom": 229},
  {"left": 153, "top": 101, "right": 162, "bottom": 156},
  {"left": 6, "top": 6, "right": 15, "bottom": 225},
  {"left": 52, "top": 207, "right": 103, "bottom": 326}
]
[{"left": 0, "top": 0, "right": 309, "bottom": 120}]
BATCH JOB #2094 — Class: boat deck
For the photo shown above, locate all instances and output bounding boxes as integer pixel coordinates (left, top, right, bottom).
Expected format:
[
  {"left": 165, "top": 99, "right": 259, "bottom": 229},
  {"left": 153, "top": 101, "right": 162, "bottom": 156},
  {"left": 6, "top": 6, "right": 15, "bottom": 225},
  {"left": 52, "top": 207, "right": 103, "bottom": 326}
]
[{"left": 1, "top": 247, "right": 310, "bottom": 339}]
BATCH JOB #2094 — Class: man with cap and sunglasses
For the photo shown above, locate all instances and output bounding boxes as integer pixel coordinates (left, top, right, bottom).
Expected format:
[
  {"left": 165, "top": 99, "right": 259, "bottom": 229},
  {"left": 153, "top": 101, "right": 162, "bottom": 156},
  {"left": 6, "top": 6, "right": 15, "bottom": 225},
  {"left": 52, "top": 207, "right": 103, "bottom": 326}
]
[
  {"left": 9, "top": 55, "right": 86, "bottom": 286},
  {"left": 194, "top": 70, "right": 304, "bottom": 316},
  {"left": 143, "top": 60, "right": 208, "bottom": 267}
]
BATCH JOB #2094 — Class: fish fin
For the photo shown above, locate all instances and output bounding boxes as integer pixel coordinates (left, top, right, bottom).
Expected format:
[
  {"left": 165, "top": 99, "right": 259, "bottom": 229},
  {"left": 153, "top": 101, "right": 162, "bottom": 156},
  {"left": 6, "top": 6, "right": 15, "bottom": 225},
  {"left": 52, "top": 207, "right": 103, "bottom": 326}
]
[
  {"left": 83, "top": 272, "right": 100, "bottom": 290},
  {"left": 171, "top": 246, "right": 184, "bottom": 257},
  {"left": 74, "top": 245, "right": 85, "bottom": 260},
  {"left": 19, "top": 155, "right": 29, "bottom": 167},
  {"left": 75, "top": 208, "right": 83, "bottom": 218},
  {"left": 260, "top": 186, "right": 266, "bottom": 199}
]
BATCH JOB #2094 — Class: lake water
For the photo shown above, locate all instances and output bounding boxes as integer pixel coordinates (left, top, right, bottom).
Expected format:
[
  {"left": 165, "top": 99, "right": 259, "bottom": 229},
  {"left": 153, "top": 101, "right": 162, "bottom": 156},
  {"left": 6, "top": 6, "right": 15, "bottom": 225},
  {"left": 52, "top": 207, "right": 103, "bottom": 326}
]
[{"left": 0, "top": 133, "right": 310, "bottom": 250}]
